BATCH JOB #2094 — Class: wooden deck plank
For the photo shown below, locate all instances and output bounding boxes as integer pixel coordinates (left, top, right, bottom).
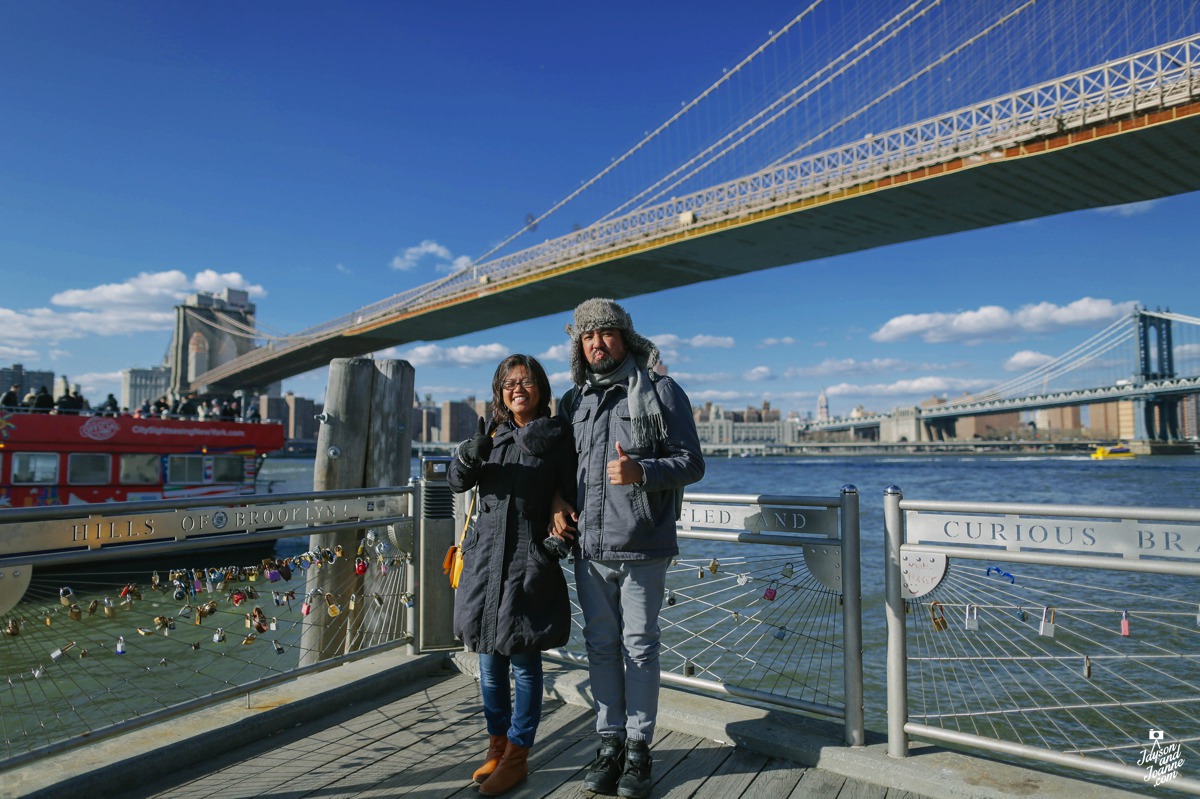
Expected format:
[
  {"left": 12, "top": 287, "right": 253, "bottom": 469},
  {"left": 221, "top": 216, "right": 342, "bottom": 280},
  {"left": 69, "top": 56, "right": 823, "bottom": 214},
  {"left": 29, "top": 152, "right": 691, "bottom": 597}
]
[
  {"left": 99, "top": 670, "right": 928, "bottom": 799},
  {"left": 687, "top": 747, "right": 773, "bottom": 799},
  {"left": 788, "top": 766, "right": 848, "bottom": 799}
]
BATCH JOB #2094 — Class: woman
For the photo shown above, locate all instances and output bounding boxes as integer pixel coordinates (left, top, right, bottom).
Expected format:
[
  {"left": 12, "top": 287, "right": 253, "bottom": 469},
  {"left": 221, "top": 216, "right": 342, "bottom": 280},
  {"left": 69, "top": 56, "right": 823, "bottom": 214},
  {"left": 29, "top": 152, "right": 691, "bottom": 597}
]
[{"left": 448, "top": 354, "right": 574, "bottom": 796}]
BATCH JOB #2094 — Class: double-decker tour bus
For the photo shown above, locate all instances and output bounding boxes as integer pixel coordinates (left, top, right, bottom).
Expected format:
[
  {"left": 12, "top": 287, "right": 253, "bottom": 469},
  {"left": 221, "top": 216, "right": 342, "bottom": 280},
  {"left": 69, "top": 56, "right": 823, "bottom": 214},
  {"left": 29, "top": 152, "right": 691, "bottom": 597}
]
[{"left": 0, "top": 411, "right": 285, "bottom": 508}]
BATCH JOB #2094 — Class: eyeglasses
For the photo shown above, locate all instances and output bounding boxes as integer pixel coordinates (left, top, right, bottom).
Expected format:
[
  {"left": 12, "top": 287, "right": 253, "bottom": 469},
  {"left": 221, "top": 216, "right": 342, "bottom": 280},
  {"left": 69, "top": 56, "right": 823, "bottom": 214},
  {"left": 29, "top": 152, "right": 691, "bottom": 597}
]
[{"left": 501, "top": 378, "right": 537, "bottom": 391}]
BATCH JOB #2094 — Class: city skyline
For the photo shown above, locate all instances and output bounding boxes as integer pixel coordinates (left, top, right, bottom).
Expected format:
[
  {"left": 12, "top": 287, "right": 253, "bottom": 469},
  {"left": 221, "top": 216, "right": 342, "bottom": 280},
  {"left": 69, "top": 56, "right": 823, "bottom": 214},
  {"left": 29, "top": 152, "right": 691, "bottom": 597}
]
[{"left": 2, "top": 4, "right": 1199, "bottom": 419}]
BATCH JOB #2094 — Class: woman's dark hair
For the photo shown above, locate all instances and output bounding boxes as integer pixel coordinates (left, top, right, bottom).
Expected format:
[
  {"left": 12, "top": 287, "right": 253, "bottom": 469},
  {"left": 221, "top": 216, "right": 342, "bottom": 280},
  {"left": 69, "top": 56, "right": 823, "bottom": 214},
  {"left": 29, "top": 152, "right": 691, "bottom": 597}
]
[{"left": 491, "top": 354, "right": 552, "bottom": 425}]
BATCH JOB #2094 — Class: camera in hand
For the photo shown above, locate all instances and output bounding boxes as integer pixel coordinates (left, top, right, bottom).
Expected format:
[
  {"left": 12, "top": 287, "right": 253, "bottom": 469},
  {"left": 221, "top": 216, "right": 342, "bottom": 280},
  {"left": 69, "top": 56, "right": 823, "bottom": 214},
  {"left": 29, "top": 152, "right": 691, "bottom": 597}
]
[{"left": 542, "top": 535, "right": 572, "bottom": 560}]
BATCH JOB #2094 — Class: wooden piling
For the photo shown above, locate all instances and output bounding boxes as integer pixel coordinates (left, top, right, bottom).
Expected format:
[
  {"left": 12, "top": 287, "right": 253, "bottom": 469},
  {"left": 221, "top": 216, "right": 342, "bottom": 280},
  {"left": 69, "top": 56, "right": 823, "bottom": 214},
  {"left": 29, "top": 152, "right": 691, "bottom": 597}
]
[{"left": 301, "top": 357, "right": 414, "bottom": 665}]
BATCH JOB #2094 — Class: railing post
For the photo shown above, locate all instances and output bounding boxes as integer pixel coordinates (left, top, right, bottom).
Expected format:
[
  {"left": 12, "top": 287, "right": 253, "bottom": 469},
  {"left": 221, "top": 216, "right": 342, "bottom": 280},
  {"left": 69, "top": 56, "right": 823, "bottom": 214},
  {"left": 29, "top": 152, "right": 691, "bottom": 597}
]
[
  {"left": 416, "top": 456, "right": 460, "bottom": 651},
  {"left": 884, "top": 485, "right": 908, "bottom": 757},
  {"left": 840, "top": 485, "right": 865, "bottom": 747}
]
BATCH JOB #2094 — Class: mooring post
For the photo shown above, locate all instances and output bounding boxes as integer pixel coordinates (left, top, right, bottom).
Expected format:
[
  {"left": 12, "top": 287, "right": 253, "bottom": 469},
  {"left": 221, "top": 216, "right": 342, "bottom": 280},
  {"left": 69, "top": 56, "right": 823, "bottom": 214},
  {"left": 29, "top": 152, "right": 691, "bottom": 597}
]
[{"left": 301, "top": 357, "right": 414, "bottom": 665}]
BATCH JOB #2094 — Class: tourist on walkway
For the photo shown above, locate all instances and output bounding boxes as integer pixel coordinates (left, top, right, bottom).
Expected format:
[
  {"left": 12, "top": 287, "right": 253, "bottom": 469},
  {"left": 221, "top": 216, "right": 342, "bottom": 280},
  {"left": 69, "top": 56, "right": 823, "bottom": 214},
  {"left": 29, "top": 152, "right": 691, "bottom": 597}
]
[
  {"left": 448, "top": 354, "right": 575, "bottom": 796},
  {"left": 550, "top": 298, "right": 705, "bottom": 799},
  {"left": 0, "top": 385, "right": 20, "bottom": 411}
]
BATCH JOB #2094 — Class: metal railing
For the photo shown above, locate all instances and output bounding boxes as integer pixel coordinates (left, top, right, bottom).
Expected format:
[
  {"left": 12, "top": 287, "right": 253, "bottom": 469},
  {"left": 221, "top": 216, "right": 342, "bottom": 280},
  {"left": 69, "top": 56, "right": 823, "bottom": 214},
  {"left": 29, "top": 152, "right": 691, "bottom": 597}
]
[
  {"left": 884, "top": 487, "right": 1200, "bottom": 794},
  {"left": 545, "top": 486, "right": 864, "bottom": 746},
  {"left": 0, "top": 485, "right": 420, "bottom": 770}
]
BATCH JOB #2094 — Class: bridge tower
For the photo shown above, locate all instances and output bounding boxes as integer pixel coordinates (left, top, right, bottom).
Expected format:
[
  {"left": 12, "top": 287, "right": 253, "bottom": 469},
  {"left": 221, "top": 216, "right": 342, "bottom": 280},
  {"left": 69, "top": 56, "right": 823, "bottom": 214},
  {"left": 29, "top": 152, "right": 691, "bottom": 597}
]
[
  {"left": 168, "top": 289, "right": 277, "bottom": 399},
  {"left": 1136, "top": 310, "right": 1180, "bottom": 440}
]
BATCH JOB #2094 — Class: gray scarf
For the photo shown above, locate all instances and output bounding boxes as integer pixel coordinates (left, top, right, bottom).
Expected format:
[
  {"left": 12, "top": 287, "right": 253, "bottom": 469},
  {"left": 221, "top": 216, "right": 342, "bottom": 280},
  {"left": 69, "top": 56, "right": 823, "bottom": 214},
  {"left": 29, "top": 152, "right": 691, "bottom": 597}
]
[{"left": 586, "top": 356, "right": 667, "bottom": 450}]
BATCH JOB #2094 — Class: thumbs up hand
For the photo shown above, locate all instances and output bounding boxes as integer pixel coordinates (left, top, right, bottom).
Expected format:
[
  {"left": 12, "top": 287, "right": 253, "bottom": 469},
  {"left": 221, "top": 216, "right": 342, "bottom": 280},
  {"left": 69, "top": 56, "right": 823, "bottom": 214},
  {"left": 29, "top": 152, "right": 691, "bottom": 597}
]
[
  {"left": 459, "top": 418, "right": 493, "bottom": 466},
  {"left": 607, "top": 441, "right": 645, "bottom": 486}
]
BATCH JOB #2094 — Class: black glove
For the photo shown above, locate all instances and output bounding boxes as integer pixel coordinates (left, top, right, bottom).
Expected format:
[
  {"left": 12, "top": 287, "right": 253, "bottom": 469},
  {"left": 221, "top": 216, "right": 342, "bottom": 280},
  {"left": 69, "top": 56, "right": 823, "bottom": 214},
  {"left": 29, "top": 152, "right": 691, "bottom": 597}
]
[{"left": 459, "top": 418, "right": 493, "bottom": 466}]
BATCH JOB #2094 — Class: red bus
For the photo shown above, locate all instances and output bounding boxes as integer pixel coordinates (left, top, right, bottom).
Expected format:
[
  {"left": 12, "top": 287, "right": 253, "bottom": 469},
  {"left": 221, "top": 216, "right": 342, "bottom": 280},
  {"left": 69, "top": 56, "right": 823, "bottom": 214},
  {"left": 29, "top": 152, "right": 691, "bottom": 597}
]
[{"left": 0, "top": 412, "right": 285, "bottom": 507}]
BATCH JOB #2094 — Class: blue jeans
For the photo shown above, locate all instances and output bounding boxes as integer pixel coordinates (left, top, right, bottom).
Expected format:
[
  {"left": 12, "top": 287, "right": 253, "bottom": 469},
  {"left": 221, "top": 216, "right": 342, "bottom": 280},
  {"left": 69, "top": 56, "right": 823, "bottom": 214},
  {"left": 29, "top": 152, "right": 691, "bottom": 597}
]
[
  {"left": 478, "top": 650, "right": 543, "bottom": 748},
  {"left": 574, "top": 556, "right": 669, "bottom": 744}
]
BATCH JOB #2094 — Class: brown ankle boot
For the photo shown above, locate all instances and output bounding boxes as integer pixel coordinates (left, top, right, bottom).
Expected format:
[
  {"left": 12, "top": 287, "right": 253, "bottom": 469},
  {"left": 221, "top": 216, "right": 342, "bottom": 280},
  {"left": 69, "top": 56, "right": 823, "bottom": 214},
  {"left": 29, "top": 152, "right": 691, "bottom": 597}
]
[
  {"left": 478, "top": 741, "right": 530, "bottom": 796},
  {"left": 472, "top": 734, "right": 509, "bottom": 783}
]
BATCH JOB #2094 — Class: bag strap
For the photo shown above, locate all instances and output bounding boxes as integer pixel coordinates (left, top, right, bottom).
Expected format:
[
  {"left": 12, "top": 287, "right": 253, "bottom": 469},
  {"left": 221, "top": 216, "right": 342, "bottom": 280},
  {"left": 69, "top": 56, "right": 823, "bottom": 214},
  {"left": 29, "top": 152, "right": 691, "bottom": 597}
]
[
  {"left": 456, "top": 427, "right": 495, "bottom": 545},
  {"left": 458, "top": 489, "right": 476, "bottom": 546}
]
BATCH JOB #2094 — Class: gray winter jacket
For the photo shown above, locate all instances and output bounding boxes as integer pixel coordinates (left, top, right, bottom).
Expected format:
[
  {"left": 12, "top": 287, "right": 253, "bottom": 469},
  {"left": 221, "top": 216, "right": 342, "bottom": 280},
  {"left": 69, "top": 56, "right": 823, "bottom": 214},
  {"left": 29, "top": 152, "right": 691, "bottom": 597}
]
[{"left": 559, "top": 373, "right": 705, "bottom": 560}]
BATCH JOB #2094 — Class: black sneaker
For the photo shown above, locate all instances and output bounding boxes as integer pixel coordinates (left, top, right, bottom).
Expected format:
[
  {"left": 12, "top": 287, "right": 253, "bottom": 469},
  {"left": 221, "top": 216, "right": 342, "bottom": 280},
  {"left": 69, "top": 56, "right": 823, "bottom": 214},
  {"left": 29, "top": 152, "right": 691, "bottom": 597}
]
[
  {"left": 617, "top": 739, "right": 652, "bottom": 799},
  {"left": 583, "top": 734, "right": 625, "bottom": 795}
]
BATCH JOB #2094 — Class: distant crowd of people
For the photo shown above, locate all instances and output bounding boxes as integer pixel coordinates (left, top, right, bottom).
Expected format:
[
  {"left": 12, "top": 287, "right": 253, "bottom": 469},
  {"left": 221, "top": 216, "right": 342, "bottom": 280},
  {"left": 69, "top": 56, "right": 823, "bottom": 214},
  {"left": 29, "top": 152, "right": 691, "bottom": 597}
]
[{"left": 0, "top": 384, "right": 261, "bottom": 423}]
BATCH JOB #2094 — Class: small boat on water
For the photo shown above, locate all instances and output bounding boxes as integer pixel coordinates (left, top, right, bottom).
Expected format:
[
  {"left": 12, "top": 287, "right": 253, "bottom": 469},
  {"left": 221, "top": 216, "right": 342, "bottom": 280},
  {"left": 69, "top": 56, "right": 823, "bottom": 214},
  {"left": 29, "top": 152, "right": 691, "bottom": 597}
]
[
  {"left": 1091, "top": 444, "right": 1135, "bottom": 460},
  {"left": 0, "top": 410, "right": 285, "bottom": 507}
]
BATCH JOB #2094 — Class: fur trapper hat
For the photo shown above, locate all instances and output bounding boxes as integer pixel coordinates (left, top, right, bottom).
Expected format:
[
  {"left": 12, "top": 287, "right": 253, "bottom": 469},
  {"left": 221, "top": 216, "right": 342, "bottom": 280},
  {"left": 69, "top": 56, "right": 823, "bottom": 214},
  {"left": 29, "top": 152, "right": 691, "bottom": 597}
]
[{"left": 565, "top": 297, "right": 660, "bottom": 386}]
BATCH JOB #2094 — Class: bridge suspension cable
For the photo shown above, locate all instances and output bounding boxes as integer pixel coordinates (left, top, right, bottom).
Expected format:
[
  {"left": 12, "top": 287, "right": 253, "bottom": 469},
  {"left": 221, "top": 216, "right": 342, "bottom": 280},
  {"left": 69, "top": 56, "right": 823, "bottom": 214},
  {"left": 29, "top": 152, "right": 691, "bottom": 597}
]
[{"left": 951, "top": 315, "right": 1136, "bottom": 405}]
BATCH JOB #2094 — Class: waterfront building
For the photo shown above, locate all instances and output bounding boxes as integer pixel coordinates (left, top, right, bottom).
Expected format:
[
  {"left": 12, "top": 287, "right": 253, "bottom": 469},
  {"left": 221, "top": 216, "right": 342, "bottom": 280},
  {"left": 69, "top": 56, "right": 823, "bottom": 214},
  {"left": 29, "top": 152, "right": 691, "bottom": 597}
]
[
  {"left": 1087, "top": 400, "right": 1136, "bottom": 439},
  {"left": 0, "top": 363, "right": 54, "bottom": 398},
  {"left": 121, "top": 366, "right": 171, "bottom": 410},
  {"left": 817, "top": 390, "right": 829, "bottom": 422}
]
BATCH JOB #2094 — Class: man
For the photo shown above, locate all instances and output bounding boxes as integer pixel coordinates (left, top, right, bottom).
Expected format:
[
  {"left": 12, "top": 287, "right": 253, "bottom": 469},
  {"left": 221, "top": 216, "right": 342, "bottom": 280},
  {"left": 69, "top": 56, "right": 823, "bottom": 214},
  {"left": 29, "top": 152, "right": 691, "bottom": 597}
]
[
  {"left": 0, "top": 385, "right": 20, "bottom": 411},
  {"left": 552, "top": 298, "right": 705, "bottom": 799}
]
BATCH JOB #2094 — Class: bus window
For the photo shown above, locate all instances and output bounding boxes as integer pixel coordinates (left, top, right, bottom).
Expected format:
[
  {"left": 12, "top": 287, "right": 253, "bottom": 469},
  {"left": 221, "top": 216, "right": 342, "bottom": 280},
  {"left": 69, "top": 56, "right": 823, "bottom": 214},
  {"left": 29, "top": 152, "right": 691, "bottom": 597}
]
[
  {"left": 167, "top": 455, "right": 204, "bottom": 484},
  {"left": 13, "top": 453, "right": 57, "bottom": 484},
  {"left": 212, "top": 456, "right": 244, "bottom": 483},
  {"left": 120, "top": 453, "right": 161, "bottom": 485},
  {"left": 68, "top": 453, "right": 111, "bottom": 484}
]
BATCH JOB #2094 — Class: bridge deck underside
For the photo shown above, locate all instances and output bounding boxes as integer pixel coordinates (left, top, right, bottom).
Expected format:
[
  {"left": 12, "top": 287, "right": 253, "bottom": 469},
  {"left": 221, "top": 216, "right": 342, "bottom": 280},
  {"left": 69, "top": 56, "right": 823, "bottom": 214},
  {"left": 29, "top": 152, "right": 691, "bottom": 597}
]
[{"left": 200, "top": 109, "right": 1200, "bottom": 390}]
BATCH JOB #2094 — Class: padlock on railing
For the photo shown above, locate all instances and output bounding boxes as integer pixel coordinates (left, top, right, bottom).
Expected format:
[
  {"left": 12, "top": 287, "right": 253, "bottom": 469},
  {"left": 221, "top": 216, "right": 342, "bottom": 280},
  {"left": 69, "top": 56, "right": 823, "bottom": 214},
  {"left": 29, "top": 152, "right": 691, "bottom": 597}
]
[
  {"left": 401, "top": 593, "right": 415, "bottom": 609},
  {"left": 762, "top": 581, "right": 778, "bottom": 601},
  {"left": 4, "top": 619, "right": 18, "bottom": 637},
  {"left": 103, "top": 597, "right": 117, "bottom": 619},
  {"left": 301, "top": 593, "right": 313, "bottom": 616},
  {"left": 68, "top": 604, "right": 82, "bottom": 621},
  {"left": 326, "top": 592, "right": 341, "bottom": 617},
  {"left": 59, "top": 586, "right": 76, "bottom": 606},
  {"left": 213, "top": 628, "right": 226, "bottom": 643},
  {"left": 964, "top": 604, "right": 979, "bottom": 632},
  {"left": 930, "top": 601, "right": 948, "bottom": 632},
  {"left": 1039, "top": 606, "right": 1056, "bottom": 637},
  {"left": 781, "top": 562, "right": 794, "bottom": 579},
  {"left": 1120, "top": 610, "right": 1130, "bottom": 637},
  {"left": 666, "top": 590, "right": 676, "bottom": 607},
  {"left": 355, "top": 558, "right": 368, "bottom": 576},
  {"left": 115, "top": 636, "right": 126, "bottom": 655},
  {"left": 708, "top": 558, "right": 719, "bottom": 575},
  {"left": 273, "top": 640, "right": 285, "bottom": 655}
]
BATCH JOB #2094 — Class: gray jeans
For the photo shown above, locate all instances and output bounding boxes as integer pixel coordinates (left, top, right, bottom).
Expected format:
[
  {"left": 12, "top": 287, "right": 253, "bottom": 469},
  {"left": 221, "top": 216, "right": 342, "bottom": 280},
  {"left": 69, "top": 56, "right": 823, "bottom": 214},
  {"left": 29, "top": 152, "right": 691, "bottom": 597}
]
[{"left": 574, "top": 556, "right": 670, "bottom": 744}]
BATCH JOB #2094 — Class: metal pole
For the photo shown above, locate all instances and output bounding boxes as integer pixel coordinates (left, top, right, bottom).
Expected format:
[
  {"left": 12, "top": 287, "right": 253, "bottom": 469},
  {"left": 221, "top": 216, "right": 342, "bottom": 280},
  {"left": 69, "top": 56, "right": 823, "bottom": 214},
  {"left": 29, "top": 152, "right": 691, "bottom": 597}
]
[
  {"left": 884, "top": 485, "right": 909, "bottom": 757},
  {"left": 840, "top": 485, "right": 864, "bottom": 746}
]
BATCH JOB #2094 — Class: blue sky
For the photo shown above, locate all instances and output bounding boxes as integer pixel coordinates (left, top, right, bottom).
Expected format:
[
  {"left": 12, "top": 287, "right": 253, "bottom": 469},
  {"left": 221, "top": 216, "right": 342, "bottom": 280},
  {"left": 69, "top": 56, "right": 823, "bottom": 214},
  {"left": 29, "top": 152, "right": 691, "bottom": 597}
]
[{"left": 2, "top": 3, "right": 1198, "bottom": 419}]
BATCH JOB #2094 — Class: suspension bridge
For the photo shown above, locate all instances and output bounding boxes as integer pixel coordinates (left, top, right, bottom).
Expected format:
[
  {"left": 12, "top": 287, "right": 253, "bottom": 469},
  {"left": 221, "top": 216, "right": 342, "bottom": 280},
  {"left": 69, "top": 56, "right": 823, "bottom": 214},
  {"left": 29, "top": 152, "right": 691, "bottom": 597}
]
[
  {"left": 806, "top": 308, "right": 1200, "bottom": 444},
  {"left": 182, "top": 4, "right": 1200, "bottom": 428}
]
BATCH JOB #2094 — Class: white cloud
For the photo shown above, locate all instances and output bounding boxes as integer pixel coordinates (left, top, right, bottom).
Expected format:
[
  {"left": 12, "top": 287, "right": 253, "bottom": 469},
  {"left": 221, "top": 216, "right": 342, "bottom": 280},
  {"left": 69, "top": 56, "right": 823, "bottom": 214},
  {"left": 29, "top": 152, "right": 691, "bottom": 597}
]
[
  {"left": 0, "top": 344, "right": 37, "bottom": 360},
  {"left": 871, "top": 297, "right": 1137, "bottom": 344},
  {"left": 670, "top": 371, "right": 732, "bottom": 383},
  {"left": 825, "top": 376, "right": 995, "bottom": 398},
  {"left": 74, "top": 371, "right": 126, "bottom": 400},
  {"left": 398, "top": 342, "right": 509, "bottom": 367},
  {"left": 1095, "top": 199, "right": 1158, "bottom": 217},
  {"left": 335, "top": 263, "right": 351, "bottom": 274},
  {"left": 1175, "top": 343, "right": 1200, "bottom": 359},
  {"left": 1004, "top": 350, "right": 1054, "bottom": 372},
  {"left": 1, "top": 270, "right": 266, "bottom": 345},
  {"left": 760, "top": 336, "right": 795, "bottom": 347},
  {"left": 743, "top": 366, "right": 773, "bottom": 382},
  {"left": 391, "top": 239, "right": 472, "bottom": 273},
  {"left": 652, "top": 333, "right": 734, "bottom": 349},
  {"left": 538, "top": 343, "right": 572, "bottom": 362}
]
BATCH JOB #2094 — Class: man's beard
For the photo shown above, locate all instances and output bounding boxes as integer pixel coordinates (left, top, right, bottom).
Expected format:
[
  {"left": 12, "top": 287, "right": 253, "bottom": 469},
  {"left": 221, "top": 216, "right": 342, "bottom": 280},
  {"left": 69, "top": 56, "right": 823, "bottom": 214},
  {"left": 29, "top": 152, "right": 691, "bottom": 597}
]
[{"left": 589, "top": 352, "right": 621, "bottom": 375}]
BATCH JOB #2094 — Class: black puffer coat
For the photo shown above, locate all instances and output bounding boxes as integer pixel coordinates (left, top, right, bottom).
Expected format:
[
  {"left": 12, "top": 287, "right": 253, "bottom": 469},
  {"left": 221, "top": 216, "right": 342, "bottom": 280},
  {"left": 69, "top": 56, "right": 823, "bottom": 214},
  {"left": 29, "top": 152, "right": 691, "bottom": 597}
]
[{"left": 448, "top": 416, "right": 575, "bottom": 655}]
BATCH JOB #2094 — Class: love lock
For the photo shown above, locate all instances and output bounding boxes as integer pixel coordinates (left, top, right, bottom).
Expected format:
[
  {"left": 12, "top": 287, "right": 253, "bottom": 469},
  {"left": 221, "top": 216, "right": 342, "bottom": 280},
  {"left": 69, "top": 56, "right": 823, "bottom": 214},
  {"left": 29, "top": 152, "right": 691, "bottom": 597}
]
[
  {"left": 762, "top": 581, "right": 778, "bottom": 602},
  {"left": 59, "top": 586, "right": 76, "bottom": 606},
  {"left": 1039, "top": 606, "right": 1056, "bottom": 638},
  {"left": 964, "top": 604, "right": 979, "bottom": 632},
  {"left": 930, "top": 601, "right": 948, "bottom": 632},
  {"left": 355, "top": 558, "right": 368, "bottom": 576}
]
